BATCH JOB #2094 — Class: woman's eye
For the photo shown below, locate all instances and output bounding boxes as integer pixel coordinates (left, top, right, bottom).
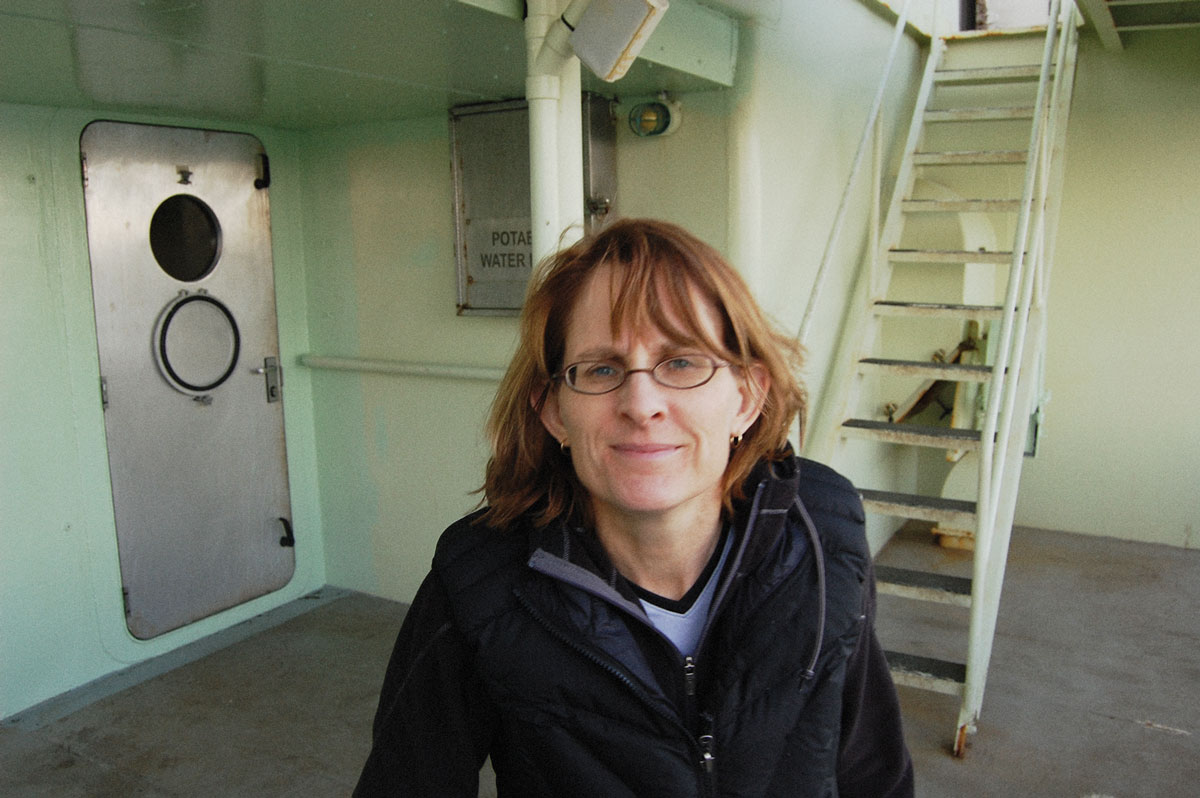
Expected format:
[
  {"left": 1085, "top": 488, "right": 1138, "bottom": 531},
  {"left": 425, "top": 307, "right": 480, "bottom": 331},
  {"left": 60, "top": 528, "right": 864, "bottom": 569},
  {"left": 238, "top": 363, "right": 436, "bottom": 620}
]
[
  {"left": 664, "top": 356, "right": 700, "bottom": 371},
  {"left": 585, "top": 362, "right": 620, "bottom": 378}
]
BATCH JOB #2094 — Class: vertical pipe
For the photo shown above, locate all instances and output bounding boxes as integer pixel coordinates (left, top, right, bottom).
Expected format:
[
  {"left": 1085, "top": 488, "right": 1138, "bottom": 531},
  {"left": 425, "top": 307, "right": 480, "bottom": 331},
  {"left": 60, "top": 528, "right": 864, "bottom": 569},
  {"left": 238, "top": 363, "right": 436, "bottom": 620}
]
[
  {"left": 729, "top": 103, "right": 763, "bottom": 290},
  {"left": 527, "top": 0, "right": 587, "bottom": 265},
  {"left": 557, "top": 56, "right": 585, "bottom": 246},
  {"left": 526, "top": 0, "right": 561, "bottom": 265}
]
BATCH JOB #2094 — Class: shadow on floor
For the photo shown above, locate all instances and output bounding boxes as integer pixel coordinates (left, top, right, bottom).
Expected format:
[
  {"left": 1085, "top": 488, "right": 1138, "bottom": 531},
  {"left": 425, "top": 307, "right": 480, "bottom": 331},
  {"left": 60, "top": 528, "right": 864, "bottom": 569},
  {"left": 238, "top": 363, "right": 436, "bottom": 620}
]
[{"left": 2, "top": 527, "right": 1197, "bottom": 796}]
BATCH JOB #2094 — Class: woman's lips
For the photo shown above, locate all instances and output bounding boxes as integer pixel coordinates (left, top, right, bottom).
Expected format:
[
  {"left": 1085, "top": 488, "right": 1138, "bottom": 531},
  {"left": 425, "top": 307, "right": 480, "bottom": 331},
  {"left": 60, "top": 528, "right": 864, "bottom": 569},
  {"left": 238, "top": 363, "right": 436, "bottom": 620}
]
[{"left": 611, "top": 443, "right": 680, "bottom": 458}]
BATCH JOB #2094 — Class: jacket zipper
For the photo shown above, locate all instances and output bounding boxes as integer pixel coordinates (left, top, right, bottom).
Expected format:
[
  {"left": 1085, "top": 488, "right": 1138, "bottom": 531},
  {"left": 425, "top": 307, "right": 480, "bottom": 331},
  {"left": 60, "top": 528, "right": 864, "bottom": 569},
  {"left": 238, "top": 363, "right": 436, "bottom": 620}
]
[
  {"left": 697, "top": 711, "right": 718, "bottom": 796},
  {"left": 516, "top": 591, "right": 720, "bottom": 794},
  {"left": 684, "top": 655, "right": 698, "bottom": 696},
  {"left": 522, "top": 486, "right": 769, "bottom": 796},
  {"left": 686, "top": 482, "right": 768, "bottom": 688}
]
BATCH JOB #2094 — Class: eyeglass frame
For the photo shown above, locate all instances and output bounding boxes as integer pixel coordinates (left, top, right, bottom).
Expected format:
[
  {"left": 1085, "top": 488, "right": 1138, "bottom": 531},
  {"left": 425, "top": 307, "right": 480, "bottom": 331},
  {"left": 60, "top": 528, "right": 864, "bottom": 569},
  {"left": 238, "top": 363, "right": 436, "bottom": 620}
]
[{"left": 550, "top": 354, "right": 731, "bottom": 395}]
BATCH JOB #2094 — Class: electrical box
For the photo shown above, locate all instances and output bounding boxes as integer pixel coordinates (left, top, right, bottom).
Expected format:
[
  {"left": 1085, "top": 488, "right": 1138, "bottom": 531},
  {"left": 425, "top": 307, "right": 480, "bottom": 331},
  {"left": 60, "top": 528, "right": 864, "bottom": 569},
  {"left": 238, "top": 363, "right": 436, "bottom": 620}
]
[{"left": 451, "top": 94, "right": 616, "bottom": 315}]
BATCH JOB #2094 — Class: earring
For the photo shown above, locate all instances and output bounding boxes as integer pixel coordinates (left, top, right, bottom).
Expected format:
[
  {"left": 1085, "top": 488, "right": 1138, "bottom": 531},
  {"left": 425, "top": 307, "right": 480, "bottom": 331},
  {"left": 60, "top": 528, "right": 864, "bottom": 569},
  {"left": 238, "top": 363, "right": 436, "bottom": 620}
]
[
  {"left": 560, "top": 439, "right": 570, "bottom": 454},
  {"left": 730, "top": 433, "right": 743, "bottom": 449}
]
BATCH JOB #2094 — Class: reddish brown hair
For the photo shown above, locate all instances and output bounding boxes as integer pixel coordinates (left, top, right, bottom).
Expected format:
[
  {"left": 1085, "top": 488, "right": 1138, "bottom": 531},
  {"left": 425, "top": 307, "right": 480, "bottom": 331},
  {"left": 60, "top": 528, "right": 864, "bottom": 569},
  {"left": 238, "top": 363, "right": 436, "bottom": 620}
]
[{"left": 481, "top": 218, "right": 805, "bottom": 528}]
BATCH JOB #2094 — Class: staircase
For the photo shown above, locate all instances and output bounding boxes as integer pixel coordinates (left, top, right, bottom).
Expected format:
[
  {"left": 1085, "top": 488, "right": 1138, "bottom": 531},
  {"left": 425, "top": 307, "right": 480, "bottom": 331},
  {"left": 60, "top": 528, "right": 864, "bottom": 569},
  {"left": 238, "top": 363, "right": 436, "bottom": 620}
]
[{"left": 808, "top": 3, "right": 1080, "bottom": 756}]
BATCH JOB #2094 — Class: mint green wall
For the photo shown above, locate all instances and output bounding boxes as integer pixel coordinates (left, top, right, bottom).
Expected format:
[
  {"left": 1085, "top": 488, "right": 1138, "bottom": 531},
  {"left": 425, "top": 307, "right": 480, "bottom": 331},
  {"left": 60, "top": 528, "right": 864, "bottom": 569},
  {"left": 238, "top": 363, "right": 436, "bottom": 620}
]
[
  {"left": 725, "top": 3, "right": 925, "bottom": 553},
  {"left": 1014, "top": 31, "right": 1200, "bottom": 548},
  {"left": 615, "top": 89, "right": 733, "bottom": 250},
  {"left": 0, "top": 104, "right": 325, "bottom": 720},
  {"left": 297, "top": 118, "right": 514, "bottom": 602}
]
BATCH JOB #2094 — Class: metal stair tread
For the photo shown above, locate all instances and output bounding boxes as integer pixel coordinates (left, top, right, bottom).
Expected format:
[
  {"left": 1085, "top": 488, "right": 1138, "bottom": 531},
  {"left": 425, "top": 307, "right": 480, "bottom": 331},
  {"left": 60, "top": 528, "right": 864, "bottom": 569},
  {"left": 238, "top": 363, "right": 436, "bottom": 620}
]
[
  {"left": 875, "top": 564, "right": 972, "bottom": 598},
  {"left": 902, "top": 198, "right": 1022, "bottom": 212},
  {"left": 873, "top": 300, "right": 1003, "bottom": 320},
  {"left": 887, "top": 247, "right": 1013, "bottom": 263},
  {"left": 859, "top": 489, "right": 978, "bottom": 527},
  {"left": 860, "top": 489, "right": 976, "bottom": 514},
  {"left": 858, "top": 358, "right": 993, "bottom": 381},
  {"left": 885, "top": 650, "right": 967, "bottom": 695},
  {"left": 842, "top": 418, "right": 982, "bottom": 449},
  {"left": 933, "top": 64, "right": 1044, "bottom": 84},
  {"left": 925, "top": 106, "right": 1035, "bottom": 122},
  {"left": 913, "top": 149, "right": 1027, "bottom": 165}
]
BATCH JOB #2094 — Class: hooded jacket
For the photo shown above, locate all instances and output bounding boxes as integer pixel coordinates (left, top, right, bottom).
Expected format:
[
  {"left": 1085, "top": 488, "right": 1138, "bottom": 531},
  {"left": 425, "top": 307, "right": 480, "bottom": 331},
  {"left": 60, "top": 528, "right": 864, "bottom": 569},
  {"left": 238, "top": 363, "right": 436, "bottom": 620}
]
[{"left": 355, "top": 454, "right": 913, "bottom": 797}]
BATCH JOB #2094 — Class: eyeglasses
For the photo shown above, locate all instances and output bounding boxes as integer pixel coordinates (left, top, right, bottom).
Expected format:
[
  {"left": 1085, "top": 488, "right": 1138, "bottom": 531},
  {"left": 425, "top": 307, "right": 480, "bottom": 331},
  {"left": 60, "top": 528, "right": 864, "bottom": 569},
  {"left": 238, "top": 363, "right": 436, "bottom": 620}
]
[{"left": 553, "top": 355, "right": 728, "bottom": 395}]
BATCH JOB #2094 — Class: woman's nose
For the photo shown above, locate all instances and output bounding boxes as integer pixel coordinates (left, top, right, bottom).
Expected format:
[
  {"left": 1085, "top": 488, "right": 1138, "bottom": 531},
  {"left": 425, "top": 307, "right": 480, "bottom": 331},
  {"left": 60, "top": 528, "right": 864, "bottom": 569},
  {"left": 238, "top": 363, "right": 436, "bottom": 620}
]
[{"left": 617, "top": 369, "right": 668, "bottom": 421}]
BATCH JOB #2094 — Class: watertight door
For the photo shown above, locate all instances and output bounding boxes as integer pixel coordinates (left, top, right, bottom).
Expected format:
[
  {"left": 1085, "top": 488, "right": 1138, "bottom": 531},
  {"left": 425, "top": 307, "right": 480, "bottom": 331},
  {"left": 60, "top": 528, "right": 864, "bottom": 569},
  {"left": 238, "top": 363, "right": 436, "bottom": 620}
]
[{"left": 81, "top": 121, "right": 294, "bottom": 639}]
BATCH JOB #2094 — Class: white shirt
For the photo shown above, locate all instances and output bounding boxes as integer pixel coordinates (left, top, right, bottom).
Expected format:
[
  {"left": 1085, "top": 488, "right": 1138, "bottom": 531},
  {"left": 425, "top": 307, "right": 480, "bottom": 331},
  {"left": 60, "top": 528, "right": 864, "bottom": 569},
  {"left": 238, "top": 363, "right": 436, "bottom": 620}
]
[{"left": 637, "top": 530, "right": 734, "bottom": 657}]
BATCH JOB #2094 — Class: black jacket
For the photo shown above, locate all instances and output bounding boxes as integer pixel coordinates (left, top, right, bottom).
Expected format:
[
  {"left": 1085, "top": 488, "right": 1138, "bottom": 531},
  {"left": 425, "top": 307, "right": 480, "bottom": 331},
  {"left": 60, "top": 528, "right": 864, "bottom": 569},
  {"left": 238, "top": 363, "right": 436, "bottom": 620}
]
[{"left": 355, "top": 454, "right": 913, "bottom": 797}]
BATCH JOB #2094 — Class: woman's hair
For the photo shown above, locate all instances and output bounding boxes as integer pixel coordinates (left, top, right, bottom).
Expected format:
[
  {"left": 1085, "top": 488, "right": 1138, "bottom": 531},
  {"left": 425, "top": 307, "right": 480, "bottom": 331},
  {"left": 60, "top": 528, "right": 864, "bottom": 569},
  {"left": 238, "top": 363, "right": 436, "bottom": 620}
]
[{"left": 481, "top": 218, "right": 806, "bottom": 529}]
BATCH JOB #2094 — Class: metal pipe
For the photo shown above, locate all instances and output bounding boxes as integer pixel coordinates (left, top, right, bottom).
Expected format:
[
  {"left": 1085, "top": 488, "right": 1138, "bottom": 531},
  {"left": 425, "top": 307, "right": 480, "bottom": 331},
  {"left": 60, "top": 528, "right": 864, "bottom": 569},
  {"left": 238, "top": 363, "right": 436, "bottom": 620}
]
[
  {"left": 527, "top": 0, "right": 588, "bottom": 265},
  {"left": 798, "top": 0, "right": 916, "bottom": 346},
  {"left": 298, "top": 354, "right": 505, "bottom": 382},
  {"left": 527, "top": 1, "right": 561, "bottom": 265}
]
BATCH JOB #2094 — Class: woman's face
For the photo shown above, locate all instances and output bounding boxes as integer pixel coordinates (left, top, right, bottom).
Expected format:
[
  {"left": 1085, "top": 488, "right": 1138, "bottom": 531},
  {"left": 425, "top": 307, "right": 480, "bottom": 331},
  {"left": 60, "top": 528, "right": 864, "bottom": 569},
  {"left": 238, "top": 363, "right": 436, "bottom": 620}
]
[{"left": 537, "top": 265, "right": 767, "bottom": 532}]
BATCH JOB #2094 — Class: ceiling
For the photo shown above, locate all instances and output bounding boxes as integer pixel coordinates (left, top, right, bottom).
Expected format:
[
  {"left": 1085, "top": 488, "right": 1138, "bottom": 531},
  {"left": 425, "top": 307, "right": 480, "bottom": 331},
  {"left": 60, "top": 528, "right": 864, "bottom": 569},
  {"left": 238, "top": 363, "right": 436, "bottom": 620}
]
[
  {"left": 1075, "top": 0, "right": 1200, "bottom": 48},
  {"left": 0, "top": 0, "right": 736, "bottom": 130}
]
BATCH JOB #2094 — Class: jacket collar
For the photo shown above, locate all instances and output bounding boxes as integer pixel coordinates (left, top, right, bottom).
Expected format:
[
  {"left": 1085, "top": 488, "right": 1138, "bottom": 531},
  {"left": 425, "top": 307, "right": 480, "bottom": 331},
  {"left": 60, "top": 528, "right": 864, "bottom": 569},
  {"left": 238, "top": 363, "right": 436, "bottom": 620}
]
[{"left": 524, "top": 449, "right": 804, "bottom": 599}]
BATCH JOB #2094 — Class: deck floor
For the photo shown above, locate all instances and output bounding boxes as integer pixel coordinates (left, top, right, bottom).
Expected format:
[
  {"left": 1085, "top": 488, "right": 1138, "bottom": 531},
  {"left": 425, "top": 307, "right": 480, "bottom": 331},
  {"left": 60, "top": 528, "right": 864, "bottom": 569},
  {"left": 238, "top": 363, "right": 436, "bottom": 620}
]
[{"left": 3, "top": 526, "right": 1198, "bottom": 796}]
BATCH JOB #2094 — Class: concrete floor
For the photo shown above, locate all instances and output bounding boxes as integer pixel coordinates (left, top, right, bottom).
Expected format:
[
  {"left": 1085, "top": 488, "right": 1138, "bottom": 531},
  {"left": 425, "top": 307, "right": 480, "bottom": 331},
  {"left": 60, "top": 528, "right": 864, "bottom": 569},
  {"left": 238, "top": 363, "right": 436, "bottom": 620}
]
[{"left": 2, "top": 526, "right": 1197, "bottom": 797}]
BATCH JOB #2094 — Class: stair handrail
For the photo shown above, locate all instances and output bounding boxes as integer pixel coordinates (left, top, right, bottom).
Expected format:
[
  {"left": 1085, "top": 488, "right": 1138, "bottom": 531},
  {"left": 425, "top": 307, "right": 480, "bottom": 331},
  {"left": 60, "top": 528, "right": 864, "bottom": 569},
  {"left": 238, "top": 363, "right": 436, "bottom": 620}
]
[
  {"left": 975, "top": 0, "right": 1067, "bottom": 556},
  {"left": 798, "top": 0, "right": 916, "bottom": 346},
  {"left": 959, "top": 0, "right": 1079, "bottom": 744}
]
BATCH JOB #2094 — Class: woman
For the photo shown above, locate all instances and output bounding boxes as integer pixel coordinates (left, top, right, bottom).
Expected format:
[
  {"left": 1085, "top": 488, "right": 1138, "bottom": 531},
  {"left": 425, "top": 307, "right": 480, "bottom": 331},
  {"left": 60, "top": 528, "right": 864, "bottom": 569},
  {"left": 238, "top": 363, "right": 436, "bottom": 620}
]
[{"left": 355, "top": 219, "right": 913, "bottom": 797}]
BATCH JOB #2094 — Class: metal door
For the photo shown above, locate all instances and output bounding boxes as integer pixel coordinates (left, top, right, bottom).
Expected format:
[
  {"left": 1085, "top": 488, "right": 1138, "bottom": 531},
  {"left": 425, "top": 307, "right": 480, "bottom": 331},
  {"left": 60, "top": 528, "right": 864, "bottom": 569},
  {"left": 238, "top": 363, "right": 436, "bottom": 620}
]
[{"left": 81, "top": 121, "right": 294, "bottom": 639}]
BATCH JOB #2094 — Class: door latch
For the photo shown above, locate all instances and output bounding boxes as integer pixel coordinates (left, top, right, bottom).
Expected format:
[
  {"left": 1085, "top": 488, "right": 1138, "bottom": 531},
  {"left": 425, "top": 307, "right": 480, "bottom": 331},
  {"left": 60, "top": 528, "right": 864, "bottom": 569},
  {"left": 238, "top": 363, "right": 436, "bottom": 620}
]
[{"left": 251, "top": 357, "right": 283, "bottom": 403}]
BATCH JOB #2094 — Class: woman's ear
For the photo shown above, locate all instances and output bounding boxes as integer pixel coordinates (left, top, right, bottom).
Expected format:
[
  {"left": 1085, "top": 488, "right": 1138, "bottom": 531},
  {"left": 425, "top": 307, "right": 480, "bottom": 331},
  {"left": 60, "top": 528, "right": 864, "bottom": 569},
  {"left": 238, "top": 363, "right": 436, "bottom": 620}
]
[
  {"left": 734, "top": 362, "right": 770, "bottom": 436},
  {"left": 533, "top": 383, "right": 567, "bottom": 445}
]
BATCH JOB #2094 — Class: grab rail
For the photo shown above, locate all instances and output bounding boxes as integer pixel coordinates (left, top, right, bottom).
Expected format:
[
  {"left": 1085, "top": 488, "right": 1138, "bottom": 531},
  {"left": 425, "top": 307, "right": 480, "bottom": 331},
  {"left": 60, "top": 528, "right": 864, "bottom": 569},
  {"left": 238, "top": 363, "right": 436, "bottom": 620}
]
[
  {"left": 797, "top": 0, "right": 916, "bottom": 345},
  {"left": 298, "top": 354, "right": 505, "bottom": 382}
]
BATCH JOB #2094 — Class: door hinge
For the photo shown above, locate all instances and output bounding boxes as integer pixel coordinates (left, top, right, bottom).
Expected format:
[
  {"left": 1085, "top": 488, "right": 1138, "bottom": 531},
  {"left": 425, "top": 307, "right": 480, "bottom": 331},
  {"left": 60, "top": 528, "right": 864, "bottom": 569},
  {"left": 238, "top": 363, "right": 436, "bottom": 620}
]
[{"left": 100, "top": 375, "right": 109, "bottom": 410}]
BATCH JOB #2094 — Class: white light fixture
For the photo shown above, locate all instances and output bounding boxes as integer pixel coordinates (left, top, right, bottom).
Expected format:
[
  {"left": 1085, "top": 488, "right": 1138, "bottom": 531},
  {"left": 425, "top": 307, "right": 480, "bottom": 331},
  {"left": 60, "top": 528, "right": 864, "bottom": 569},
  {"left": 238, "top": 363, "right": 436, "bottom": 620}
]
[{"left": 569, "top": 0, "right": 669, "bottom": 82}]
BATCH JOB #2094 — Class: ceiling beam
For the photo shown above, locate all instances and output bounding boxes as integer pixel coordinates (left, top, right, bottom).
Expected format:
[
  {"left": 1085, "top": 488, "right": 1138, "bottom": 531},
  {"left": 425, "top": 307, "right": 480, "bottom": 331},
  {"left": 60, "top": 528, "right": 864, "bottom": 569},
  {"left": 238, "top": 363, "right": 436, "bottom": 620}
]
[{"left": 1075, "top": 0, "right": 1125, "bottom": 50}]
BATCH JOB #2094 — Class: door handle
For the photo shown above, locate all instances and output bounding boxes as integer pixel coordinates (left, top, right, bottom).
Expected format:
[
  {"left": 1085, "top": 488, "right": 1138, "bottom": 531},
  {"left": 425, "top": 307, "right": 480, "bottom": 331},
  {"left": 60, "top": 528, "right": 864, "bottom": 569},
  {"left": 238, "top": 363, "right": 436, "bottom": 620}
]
[{"left": 251, "top": 357, "right": 282, "bottom": 403}]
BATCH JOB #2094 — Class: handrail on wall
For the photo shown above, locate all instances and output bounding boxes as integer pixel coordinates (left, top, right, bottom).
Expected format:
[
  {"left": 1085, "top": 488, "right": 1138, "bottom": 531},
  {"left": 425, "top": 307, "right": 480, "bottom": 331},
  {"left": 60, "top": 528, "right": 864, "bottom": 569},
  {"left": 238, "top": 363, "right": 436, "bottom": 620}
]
[
  {"left": 298, "top": 354, "right": 505, "bottom": 382},
  {"left": 797, "top": 0, "right": 916, "bottom": 346}
]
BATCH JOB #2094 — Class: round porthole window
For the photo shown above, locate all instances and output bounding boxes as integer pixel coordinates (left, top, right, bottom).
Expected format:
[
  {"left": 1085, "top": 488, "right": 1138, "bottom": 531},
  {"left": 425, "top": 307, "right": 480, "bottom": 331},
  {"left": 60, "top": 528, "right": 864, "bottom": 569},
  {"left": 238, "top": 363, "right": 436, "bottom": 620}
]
[
  {"left": 153, "top": 292, "right": 240, "bottom": 395},
  {"left": 149, "top": 194, "right": 222, "bottom": 282}
]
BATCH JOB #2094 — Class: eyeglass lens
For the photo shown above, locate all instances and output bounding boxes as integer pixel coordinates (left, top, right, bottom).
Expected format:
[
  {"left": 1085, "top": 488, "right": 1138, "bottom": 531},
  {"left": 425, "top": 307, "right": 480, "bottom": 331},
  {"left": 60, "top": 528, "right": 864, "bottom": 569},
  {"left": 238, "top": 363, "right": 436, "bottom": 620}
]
[{"left": 564, "top": 356, "right": 719, "bottom": 393}]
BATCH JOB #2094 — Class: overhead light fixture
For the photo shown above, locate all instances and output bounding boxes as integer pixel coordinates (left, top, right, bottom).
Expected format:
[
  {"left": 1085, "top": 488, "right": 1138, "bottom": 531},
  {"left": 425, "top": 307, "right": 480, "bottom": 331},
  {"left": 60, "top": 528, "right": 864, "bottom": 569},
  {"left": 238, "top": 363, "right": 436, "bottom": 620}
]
[{"left": 569, "top": 0, "right": 669, "bottom": 82}]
